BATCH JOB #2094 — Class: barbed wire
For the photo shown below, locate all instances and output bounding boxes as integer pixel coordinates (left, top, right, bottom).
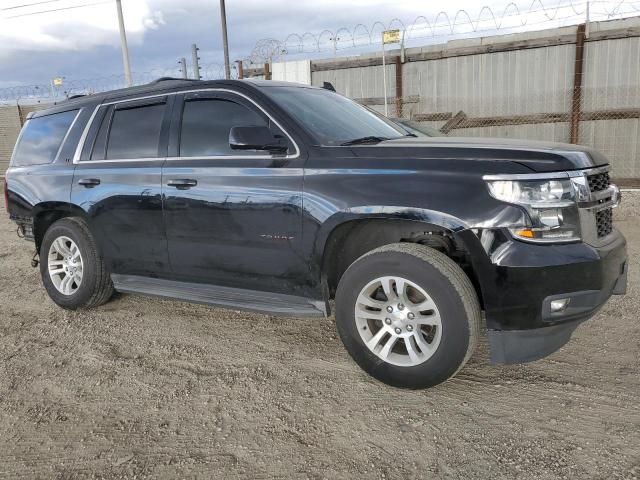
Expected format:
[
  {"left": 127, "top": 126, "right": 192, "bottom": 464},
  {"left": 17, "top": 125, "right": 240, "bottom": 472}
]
[
  {"left": 246, "top": 0, "right": 640, "bottom": 62},
  {"left": 0, "top": 63, "right": 240, "bottom": 103},
  {"left": 2, "top": 0, "right": 640, "bottom": 102}
]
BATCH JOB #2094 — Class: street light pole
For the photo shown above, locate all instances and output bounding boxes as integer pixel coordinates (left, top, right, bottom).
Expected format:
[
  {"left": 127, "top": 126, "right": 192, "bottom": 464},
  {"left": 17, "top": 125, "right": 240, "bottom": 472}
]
[
  {"left": 219, "top": 0, "right": 231, "bottom": 79},
  {"left": 115, "top": 0, "right": 133, "bottom": 87}
]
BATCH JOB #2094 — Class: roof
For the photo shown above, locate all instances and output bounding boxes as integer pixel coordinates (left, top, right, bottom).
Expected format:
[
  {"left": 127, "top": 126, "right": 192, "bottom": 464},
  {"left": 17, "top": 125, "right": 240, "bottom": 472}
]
[
  {"left": 57, "top": 78, "right": 320, "bottom": 106},
  {"left": 30, "top": 78, "right": 324, "bottom": 118}
]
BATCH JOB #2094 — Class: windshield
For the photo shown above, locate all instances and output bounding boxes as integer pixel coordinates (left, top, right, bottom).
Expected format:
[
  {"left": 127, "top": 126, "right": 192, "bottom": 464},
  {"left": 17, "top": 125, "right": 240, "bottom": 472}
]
[{"left": 262, "top": 86, "right": 406, "bottom": 146}]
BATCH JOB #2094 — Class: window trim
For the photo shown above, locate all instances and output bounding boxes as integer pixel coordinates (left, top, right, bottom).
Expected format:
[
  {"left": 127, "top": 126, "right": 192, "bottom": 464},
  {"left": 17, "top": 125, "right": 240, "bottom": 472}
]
[
  {"left": 11, "top": 108, "right": 81, "bottom": 167},
  {"left": 104, "top": 100, "right": 167, "bottom": 161},
  {"left": 88, "top": 105, "right": 114, "bottom": 161},
  {"left": 177, "top": 93, "right": 284, "bottom": 159},
  {"left": 73, "top": 88, "right": 300, "bottom": 164}
]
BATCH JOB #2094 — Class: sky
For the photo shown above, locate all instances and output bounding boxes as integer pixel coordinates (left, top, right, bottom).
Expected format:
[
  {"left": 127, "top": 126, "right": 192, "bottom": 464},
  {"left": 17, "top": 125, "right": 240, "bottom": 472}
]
[{"left": 0, "top": 0, "right": 635, "bottom": 90}]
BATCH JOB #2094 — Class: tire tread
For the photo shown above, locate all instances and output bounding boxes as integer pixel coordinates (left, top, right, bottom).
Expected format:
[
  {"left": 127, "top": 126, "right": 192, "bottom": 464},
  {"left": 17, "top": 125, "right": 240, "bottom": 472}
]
[
  {"left": 359, "top": 243, "right": 480, "bottom": 376},
  {"left": 40, "top": 217, "right": 113, "bottom": 309}
]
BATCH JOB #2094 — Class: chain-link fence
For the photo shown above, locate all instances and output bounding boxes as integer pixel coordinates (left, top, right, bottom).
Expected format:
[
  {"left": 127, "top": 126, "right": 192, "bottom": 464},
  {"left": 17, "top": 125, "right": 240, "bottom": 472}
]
[
  {"left": 2, "top": 15, "right": 640, "bottom": 182},
  {"left": 311, "top": 17, "right": 640, "bottom": 182},
  {"left": 354, "top": 86, "right": 640, "bottom": 183}
]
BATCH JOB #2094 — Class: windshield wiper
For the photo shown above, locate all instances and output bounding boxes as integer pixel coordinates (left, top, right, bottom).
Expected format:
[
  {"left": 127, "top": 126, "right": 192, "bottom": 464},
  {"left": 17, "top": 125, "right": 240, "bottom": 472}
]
[{"left": 340, "top": 136, "right": 389, "bottom": 146}]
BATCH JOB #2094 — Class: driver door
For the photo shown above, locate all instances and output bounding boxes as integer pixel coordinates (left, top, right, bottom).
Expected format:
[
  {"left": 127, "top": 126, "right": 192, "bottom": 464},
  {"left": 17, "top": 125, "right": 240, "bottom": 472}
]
[{"left": 161, "top": 90, "right": 307, "bottom": 295}]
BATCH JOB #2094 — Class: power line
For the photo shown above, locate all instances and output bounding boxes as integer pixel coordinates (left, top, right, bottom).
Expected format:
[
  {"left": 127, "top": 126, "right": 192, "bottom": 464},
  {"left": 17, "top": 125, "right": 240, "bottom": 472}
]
[
  {"left": 1, "top": 0, "right": 67, "bottom": 11},
  {"left": 1, "top": 0, "right": 111, "bottom": 19}
]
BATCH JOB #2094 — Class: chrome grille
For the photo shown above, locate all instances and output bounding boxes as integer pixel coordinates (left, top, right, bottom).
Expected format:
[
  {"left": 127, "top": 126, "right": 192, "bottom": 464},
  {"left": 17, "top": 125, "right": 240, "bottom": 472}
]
[
  {"left": 595, "top": 208, "right": 613, "bottom": 238},
  {"left": 587, "top": 171, "right": 610, "bottom": 192}
]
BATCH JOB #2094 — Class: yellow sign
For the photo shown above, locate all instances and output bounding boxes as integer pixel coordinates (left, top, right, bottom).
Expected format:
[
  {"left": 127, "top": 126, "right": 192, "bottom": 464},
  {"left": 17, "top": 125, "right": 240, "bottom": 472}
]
[
  {"left": 382, "top": 29, "right": 401, "bottom": 44},
  {"left": 52, "top": 77, "right": 63, "bottom": 86}
]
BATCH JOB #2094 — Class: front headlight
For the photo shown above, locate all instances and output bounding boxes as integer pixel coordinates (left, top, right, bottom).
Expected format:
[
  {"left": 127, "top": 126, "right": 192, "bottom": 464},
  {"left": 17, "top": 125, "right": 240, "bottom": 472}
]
[{"left": 486, "top": 178, "right": 581, "bottom": 243}]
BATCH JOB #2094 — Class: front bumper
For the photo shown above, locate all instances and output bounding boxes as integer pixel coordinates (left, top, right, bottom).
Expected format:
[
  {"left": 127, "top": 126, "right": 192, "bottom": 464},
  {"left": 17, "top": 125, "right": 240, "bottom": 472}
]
[{"left": 459, "top": 228, "right": 627, "bottom": 364}]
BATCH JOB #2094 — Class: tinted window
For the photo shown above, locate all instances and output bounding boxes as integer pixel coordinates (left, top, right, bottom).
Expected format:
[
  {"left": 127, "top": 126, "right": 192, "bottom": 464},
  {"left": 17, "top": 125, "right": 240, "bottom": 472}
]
[
  {"left": 262, "top": 87, "right": 405, "bottom": 146},
  {"left": 90, "top": 108, "right": 112, "bottom": 161},
  {"left": 106, "top": 102, "right": 165, "bottom": 159},
  {"left": 12, "top": 109, "right": 78, "bottom": 166},
  {"left": 180, "top": 98, "right": 268, "bottom": 157}
]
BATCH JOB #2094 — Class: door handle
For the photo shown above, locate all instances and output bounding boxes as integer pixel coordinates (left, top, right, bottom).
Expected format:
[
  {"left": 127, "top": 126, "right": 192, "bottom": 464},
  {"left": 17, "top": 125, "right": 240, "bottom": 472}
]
[
  {"left": 78, "top": 178, "right": 100, "bottom": 188},
  {"left": 167, "top": 179, "right": 198, "bottom": 190}
]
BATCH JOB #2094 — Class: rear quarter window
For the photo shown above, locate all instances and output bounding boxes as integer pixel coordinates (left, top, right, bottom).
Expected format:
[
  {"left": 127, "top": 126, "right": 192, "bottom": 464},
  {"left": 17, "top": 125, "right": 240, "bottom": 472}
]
[{"left": 11, "top": 109, "right": 78, "bottom": 166}]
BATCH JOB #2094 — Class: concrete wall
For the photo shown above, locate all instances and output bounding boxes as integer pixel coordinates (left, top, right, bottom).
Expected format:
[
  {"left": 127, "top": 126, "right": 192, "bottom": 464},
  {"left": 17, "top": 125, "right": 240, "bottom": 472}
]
[{"left": 0, "top": 106, "right": 22, "bottom": 174}]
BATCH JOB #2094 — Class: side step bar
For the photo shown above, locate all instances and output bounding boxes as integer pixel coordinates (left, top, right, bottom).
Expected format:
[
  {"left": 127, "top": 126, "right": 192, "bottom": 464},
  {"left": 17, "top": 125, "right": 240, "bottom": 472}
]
[{"left": 111, "top": 274, "right": 327, "bottom": 318}]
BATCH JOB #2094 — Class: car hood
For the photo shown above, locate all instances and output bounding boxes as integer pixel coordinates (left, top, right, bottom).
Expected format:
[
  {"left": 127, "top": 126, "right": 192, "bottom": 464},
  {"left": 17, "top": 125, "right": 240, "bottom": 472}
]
[{"left": 373, "top": 136, "right": 608, "bottom": 172}]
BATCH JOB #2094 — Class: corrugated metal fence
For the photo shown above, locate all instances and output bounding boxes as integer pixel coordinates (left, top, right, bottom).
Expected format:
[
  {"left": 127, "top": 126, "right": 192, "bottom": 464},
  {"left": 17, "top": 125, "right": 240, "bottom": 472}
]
[
  {"left": 307, "top": 17, "right": 640, "bottom": 182},
  {"left": 2, "top": 16, "right": 640, "bottom": 181}
]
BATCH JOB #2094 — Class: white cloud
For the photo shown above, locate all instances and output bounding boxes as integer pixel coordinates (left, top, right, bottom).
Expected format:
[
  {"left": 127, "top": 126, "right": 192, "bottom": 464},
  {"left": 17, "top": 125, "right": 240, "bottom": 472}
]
[{"left": 0, "top": 0, "right": 161, "bottom": 57}]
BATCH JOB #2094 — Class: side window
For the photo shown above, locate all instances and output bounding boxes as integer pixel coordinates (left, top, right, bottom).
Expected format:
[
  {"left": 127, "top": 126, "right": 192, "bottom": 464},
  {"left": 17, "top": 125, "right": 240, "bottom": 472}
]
[
  {"left": 179, "top": 98, "right": 268, "bottom": 157},
  {"left": 90, "top": 107, "right": 112, "bottom": 161},
  {"left": 12, "top": 109, "right": 78, "bottom": 166},
  {"left": 105, "top": 102, "right": 165, "bottom": 160}
]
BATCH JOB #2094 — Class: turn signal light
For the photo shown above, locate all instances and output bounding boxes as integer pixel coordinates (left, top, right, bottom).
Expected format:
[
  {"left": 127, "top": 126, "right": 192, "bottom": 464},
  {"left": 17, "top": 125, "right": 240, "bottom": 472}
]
[{"left": 513, "top": 229, "right": 535, "bottom": 238}]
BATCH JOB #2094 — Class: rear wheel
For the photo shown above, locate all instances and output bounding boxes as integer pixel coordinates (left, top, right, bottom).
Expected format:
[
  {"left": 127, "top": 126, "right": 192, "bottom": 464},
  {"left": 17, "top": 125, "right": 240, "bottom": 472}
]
[
  {"left": 40, "top": 217, "right": 114, "bottom": 310},
  {"left": 335, "top": 243, "right": 480, "bottom": 389}
]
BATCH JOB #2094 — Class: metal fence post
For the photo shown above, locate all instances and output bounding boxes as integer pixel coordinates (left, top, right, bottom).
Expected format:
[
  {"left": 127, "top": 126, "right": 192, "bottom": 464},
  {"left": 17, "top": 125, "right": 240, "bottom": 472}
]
[
  {"left": 382, "top": 33, "right": 388, "bottom": 117},
  {"left": 395, "top": 56, "right": 403, "bottom": 118},
  {"left": 570, "top": 24, "right": 587, "bottom": 144}
]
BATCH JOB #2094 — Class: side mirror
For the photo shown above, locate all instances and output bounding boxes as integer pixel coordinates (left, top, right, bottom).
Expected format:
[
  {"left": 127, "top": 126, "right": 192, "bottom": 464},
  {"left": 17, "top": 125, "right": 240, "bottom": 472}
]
[{"left": 229, "top": 126, "right": 287, "bottom": 153}]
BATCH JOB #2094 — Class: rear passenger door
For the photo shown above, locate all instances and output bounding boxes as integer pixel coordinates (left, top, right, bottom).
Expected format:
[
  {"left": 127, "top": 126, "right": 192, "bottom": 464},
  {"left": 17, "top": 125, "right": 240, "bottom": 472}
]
[
  {"left": 71, "top": 96, "right": 173, "bottom": 276},
  {"left": 162, "top": 90, "right": 306, "bottom": 295}
]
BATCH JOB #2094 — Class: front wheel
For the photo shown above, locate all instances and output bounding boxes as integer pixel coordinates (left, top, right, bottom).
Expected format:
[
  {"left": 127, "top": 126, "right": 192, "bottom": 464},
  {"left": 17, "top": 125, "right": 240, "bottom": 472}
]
[
  {"left": 40, "top": 217, "right": 114, "bottom": 310},
  {"left": 335, "top": 243, "right": 481, "bottom": 389}
]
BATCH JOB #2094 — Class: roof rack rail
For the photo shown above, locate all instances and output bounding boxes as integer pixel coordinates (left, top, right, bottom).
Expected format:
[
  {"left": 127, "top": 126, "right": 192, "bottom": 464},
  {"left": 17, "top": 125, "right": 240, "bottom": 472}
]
[
  {"left": 67, "top": 94, "right": 86, "bottom": 99},
  {"left": 149, "top": 77, "right": 200, "bottom": 84}
]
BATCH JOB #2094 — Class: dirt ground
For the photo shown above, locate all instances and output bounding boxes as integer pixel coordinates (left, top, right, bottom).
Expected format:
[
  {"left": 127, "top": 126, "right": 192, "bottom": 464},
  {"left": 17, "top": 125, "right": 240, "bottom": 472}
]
[{"left": 0, "top": 190, "right": 638, "bottom": 480}]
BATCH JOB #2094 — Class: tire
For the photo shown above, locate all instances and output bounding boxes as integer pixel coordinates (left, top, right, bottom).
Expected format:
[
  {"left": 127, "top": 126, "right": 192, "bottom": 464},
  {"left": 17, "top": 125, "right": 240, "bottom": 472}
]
[
  {"left": 335, "top": 243, "right": 480, "bottom": 389},
  {"left": 39, "top": 217, "right": 114, "bottom": 310}
]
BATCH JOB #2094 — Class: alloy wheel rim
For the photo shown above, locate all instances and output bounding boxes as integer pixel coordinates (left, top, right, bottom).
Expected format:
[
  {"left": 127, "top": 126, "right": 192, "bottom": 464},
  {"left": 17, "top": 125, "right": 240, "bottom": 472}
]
[
  {"left": 48, "top": 236, "right": 84, "bottom": 296},
  {"left": 355, "top": 276, "right": 442, "bottom": 367}
]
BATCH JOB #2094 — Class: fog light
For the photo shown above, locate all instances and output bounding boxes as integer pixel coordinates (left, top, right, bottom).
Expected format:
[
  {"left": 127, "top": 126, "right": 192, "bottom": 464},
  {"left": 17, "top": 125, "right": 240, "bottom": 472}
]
[{"left": 550, "top": 298, "right": 570, "bottom": 313}]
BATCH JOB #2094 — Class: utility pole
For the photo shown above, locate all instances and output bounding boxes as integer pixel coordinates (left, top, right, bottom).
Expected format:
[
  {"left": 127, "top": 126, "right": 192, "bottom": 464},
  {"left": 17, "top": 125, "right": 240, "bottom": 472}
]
[
  {"left": 178, "top": 58, "right": 188, "bottom": 79},
  {"left": 219, "top": 0, "right": 231, "bottom": 79},
  {"left": 585, "top": 1, "right": 591, "bottom": 38},
  {"left": 115, "top": 0, "right": 133, "bottom": 87},
  {"left": 191, "top": 44, "right": 202, "bottom": 80},
  {"left": 381, "top": 32, "right": 388, "bottom": 116}
]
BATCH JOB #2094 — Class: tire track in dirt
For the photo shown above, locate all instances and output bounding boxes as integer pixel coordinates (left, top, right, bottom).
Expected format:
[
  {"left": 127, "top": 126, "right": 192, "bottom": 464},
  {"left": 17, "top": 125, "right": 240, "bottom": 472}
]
[{"left": 0, "top": 191, "right": 639, "bottom": 479}]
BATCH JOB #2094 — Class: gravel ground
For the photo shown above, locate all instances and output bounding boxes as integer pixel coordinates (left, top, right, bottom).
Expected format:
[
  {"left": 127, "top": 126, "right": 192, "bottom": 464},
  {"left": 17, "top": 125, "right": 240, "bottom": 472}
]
[{"left": 0, "top": 189, "right": 638, "bottom": 479}]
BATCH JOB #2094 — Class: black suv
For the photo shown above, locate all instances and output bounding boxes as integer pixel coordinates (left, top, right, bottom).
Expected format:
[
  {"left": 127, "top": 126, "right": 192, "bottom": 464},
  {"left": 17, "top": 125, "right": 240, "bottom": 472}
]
[{"left": 5, "top": 79, "right": 627, "bottom": 389}]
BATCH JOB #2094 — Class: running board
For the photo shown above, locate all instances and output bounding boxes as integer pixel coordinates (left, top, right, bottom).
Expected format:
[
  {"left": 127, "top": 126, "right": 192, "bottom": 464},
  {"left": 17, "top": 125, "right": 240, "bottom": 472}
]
[{"left": 111, "top": 274, "right": 327, "bottom": 318}]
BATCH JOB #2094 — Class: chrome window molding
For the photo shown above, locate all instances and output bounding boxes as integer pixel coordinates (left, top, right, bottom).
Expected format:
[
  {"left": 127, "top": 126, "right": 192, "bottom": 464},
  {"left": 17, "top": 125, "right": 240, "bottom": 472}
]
[
  {"left": 72, "top": 105, "right": 101, "bottom": 163},
  {"left": 72, "top": 88, "right": 300, "bottom": 164}
]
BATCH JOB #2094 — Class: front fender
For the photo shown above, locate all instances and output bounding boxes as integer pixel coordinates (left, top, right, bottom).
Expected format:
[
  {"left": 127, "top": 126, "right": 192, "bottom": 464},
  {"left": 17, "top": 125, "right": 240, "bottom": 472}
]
[{"left": 312, "top": 205, "right": 470, "bottom": 265}]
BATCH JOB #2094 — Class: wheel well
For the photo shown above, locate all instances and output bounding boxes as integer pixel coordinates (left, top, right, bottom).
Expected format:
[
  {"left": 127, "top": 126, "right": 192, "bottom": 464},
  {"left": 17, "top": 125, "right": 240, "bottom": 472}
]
[
  {"left": 33, "top": 206, "right": 86, "bottom": 252},
  {"left": 322, "top": 219, "right": 484, "bottom": 307}
]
